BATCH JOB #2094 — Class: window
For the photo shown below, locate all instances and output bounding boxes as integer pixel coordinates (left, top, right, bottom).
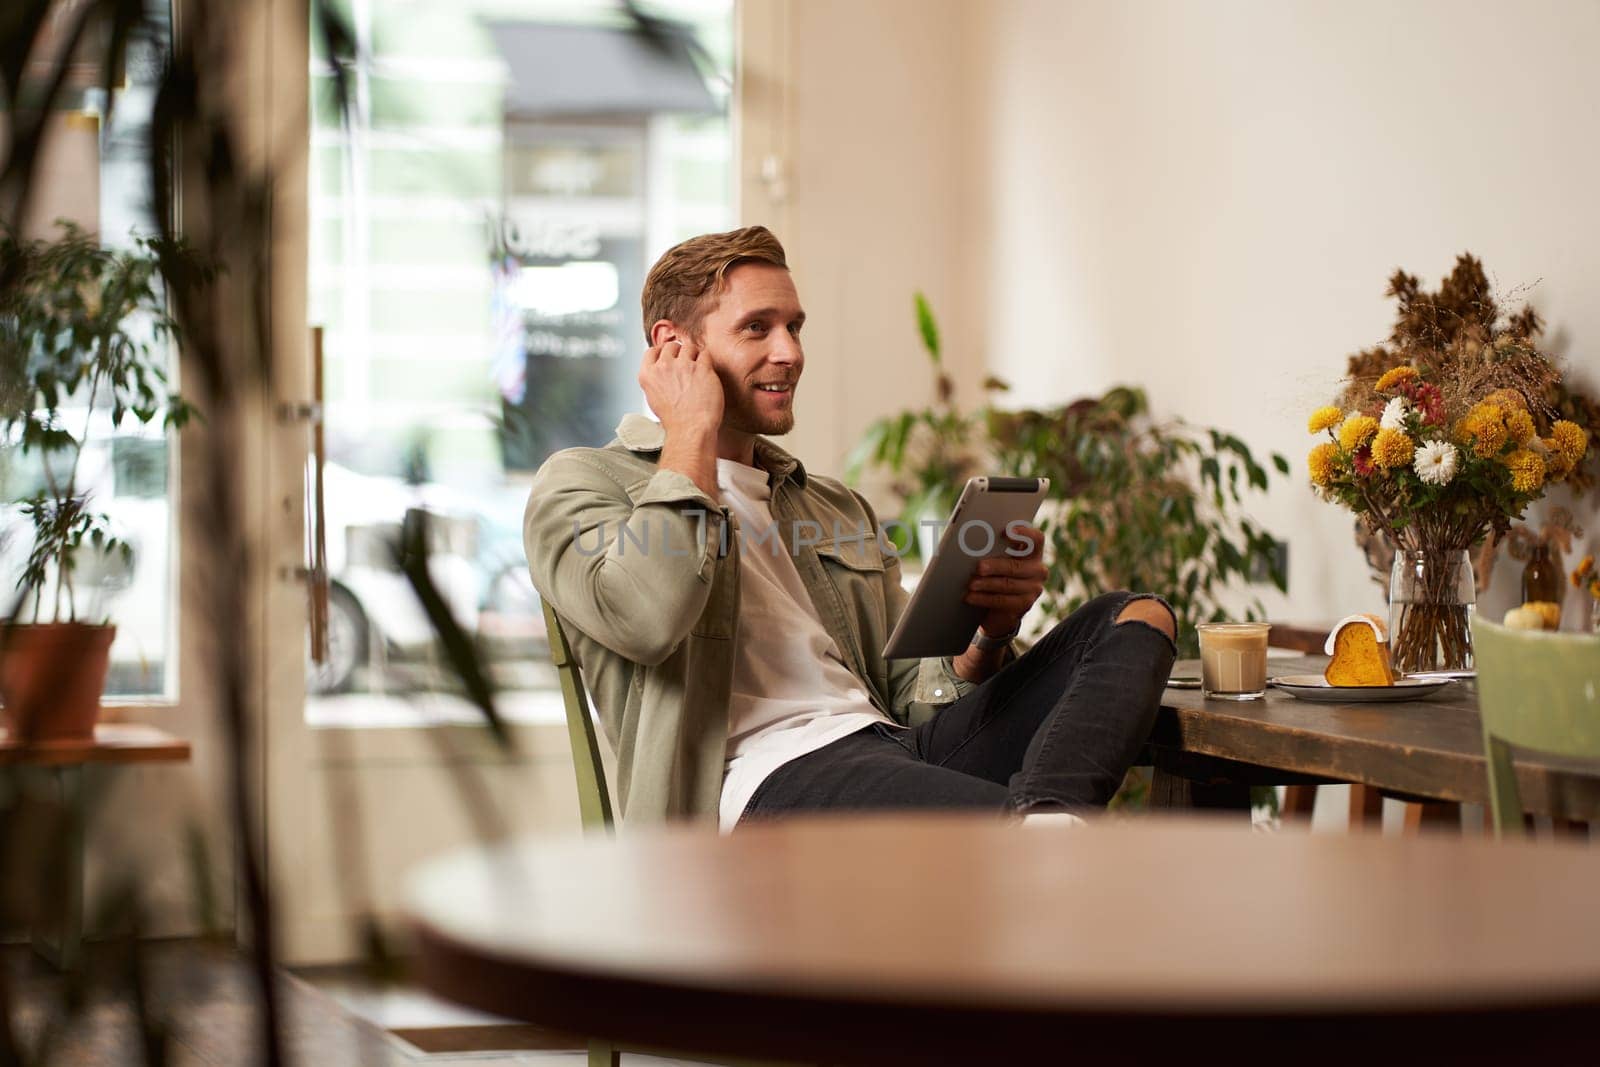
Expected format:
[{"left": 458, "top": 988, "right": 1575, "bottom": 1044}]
[
  {"left": 306, "top": 0, "right": 732, "bottom": 720},
  {"left": 0, "top": 2, "right": 177, "bottom": 699}
]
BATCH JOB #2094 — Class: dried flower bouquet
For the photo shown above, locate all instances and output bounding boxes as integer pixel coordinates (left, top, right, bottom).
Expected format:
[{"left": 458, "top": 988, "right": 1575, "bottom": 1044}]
[{"left": 1307, "top": 255, "right": 1590, "bottom": 671}]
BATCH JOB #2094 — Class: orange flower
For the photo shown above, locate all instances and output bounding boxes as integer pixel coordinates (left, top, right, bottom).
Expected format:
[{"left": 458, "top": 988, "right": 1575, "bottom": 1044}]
[
  {"left": 1504, "top": 408, "right": 1536, "bottom": 446},
  {"left": 1483, "top": 388, "right": 1527, "bottom": 412},
  {"left": 1308, "top": 406, "right": 1343, "bottom": 434},
  {"left": 1375, "top": 366, "right": 1419, "bottom": 392},
  {"left": 1505, "top": 448, "right": 1545, "bottom": 494},
  {"left": 1551, "top": 420, "right": 1589, "bottom": 466},
  {"left": 1308, "top": 443, "right": 1339, "bottom": 486},
  {"left": 1370, "top": 428, "right": 1415, "bottom": 470},
  {"left": 1338, "top": 415, "right": 1380, "bottom": 452},
  {"left": 1459, "top": 404, "right": 1508, "bottom": 457},
  {"left": 1545, "top": 438, "right": 1575, "bottom": 478}
]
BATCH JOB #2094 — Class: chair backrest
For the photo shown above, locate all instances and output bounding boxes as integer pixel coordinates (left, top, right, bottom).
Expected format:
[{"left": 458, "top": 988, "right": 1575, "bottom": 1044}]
[
  {"left": 1471, "top": 616, "right": 1600, "bottom": 837},
  {"left": 1268, "top": 623, "right": 1328, "bottom": 655},
  {"left": 541, "top": 601, "right": 615, "bottom": 832}
]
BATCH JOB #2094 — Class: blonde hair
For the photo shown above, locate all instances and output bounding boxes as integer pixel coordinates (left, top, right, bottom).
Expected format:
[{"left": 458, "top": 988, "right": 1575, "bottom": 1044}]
[{"left": 641, "top": 225, "right": 788, "bottom": 342}]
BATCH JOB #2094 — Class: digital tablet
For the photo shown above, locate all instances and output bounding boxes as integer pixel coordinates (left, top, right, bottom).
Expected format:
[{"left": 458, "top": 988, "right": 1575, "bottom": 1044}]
[{"left": 883, "top": 476, "right": 1050, "bottom": 660}]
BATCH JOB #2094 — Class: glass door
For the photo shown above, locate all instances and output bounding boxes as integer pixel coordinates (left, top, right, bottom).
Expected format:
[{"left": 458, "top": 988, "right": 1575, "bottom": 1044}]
[{"left": 274, "top": 0, "right": 733, "bottom": 961}]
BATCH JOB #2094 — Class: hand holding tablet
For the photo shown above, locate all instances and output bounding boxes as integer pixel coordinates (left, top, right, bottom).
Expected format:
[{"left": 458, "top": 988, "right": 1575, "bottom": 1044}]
[{"left": 883, "top": 477, "right": 1050, "bottom": 660}]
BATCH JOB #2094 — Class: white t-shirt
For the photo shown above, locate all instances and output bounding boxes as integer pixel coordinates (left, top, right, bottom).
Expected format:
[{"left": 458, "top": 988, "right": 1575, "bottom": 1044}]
[{"left": 715, "top": 458, "right": 896, "bottom": 830}]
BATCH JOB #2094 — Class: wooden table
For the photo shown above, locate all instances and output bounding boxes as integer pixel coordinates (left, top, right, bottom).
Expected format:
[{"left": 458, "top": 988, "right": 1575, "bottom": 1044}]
[
  {"left": 1150, "top": 655, "right": 1600, "bottom": 820},
  {"left": 0, "top": 722, "right": 192, "bottom": 966},
  {"left": 408, "top": 814, "right": 1600, "bottom": 1065}
]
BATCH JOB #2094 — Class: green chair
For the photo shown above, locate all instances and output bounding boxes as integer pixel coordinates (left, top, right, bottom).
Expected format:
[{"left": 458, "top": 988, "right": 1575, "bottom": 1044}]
[
  {"left": 544, "top": 603, "right": 627, "bottom": 1067},
  {"left": 543, "top": 601, "right": 615, "bottom": 834},
  {"left": 541, "top": 603, "right": 790, "bottom": 1067},
  {"left": 1471, "top": 616, "right": 1600, "bottom": 837}
]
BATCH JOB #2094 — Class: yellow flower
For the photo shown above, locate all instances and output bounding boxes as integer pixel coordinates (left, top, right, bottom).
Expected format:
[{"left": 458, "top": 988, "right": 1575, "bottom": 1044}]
[
  {"left": 1505, "top": 448, "right": 1545, "bottom": 494},
  {"left": 1375, "top": 366, "right": 1418, "bottom": 392},
  {"left": 1574, "top": 555, "right": 1595, "bottom": 587},
  {"left": 1459, "top": 404, "right": 1508, "bottom": 457},
  {"left": 1467, "top": 401, "right": 1504, "bottom": 422},
  {"left": 1338, "top": 415, "right": 1379, "bottom": 452},
  {"left": 1590, "top": 577, "right": 1600, "bottom": 600},
  {"left": 1370, "top": 427, "right": 1414, "bottom": 469},
  {"left": 1307, "top": 442, "right": 1339, "bottom": 487},
  {"left": 1544, "top": 438, "right": 1575, "bottom": 477},
  {"left": 1504, "top": 407, "right": 1535, "bottom": 446},
  {"left": 1483, "top": 388, "right": 1527, "bottom": 412},
  {"left": 1308, "top": 406, "right": 1343, "bottom": 434},
  {"left": 1551, "top": 419, "right": 1589, "bottom": 465}
]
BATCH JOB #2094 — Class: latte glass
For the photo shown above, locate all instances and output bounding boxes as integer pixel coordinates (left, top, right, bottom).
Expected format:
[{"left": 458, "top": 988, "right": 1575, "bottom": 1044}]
[{"left": 1196, "top": 622, "right": 1271, "bottom": 701}]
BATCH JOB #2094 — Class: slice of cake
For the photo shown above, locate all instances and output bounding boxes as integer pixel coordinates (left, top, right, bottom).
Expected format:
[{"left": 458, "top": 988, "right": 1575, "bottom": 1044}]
[{"left": 1323, "top": 613, "right": 1397, "bottom": 686}]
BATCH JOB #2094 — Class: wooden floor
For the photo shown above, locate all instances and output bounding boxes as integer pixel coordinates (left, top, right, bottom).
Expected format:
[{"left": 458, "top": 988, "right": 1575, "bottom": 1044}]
[{"left": 3, "top": 941, "right": 704, "bottom": 1065}]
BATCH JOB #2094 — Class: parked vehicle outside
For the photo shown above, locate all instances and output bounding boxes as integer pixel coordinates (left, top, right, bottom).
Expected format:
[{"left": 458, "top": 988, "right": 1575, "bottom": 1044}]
[
  {"left": 2, "top": 417, "right": 548, "bottom": 700},
  {"left": 306, "top": 461, "right": 545, "bottom": 695}
]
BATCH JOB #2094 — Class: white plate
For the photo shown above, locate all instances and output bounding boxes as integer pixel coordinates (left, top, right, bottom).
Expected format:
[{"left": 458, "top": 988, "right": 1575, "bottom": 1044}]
[{"left": 1268, "top": 674, "right": 1455, "bottom": 702}]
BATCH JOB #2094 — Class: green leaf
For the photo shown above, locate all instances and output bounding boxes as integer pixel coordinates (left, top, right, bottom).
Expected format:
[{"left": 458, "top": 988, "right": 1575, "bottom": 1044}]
[
  {"left": 843, "top": 421, "right": 888, "bottom": 483},
  {"left": 914, "top": 291, "right": 941, "bottom": 365}
]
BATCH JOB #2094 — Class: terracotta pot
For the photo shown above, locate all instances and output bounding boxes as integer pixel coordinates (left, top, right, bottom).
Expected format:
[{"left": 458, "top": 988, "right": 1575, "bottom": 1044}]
[{"left": 0, "top": 623, "right": 115, "bottom": 743}]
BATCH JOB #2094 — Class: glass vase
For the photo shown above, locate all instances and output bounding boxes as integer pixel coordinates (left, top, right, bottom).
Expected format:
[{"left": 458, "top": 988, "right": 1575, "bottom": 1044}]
[{"left": 1388, "top": 549, "right": 1475, "bottom": 674}]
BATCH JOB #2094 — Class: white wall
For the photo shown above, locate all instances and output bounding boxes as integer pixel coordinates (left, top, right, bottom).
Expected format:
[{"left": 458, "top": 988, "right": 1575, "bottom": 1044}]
[
  {"left": 741, "top": 0, "right": 1600, "bottom": 624},
  {"left": 738, "top": 0, "right": 986, "bottom": 479},
  {"left": 966, "top": 0, "right": 1600, "bottom": 625}
]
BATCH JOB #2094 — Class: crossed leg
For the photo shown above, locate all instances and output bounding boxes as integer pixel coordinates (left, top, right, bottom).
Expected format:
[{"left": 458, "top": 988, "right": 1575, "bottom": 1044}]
[{"left": 737, "top": 591, "right": 1179, "bottom": 823}]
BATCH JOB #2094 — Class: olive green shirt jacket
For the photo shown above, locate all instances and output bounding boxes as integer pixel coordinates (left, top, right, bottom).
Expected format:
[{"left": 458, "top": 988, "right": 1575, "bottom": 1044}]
[{"left": 522, "top": 414, "right": 977, "bottom": 824}]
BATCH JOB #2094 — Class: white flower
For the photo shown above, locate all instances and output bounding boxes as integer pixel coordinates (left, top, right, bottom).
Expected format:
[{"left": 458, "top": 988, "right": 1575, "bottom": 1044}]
[
  {"left": 1380, "top": 396, "right": 1410, "bottom": 431},
  {"left": 1413, "top": 440, "right": 1459, "bottom": 486}
]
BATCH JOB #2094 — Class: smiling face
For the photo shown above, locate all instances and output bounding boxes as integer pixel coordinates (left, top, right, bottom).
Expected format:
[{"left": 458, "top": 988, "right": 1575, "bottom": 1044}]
[{"left": 694, "top": 261, "right": 805, "bottom": 438}]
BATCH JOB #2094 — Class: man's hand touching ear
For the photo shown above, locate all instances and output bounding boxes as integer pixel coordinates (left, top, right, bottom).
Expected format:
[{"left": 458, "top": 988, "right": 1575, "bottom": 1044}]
[
  {"left": 639, "top": 334, "right": 724, "bottom": 438},
  {"left": 639, "top": 330, "right": 723, "bottom": 501}
]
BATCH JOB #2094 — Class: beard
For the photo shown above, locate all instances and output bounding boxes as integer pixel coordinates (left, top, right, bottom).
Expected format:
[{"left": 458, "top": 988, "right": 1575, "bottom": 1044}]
[{"left": 719, "top": 375, "right": 797, "bottom": 436}]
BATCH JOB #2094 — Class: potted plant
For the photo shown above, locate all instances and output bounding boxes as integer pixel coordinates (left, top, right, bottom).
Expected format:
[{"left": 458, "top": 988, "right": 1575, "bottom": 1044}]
[
  {"left": 850, "top": 296, "right": 1288, "bottom": 656},
  {"left": 986, "top": 387, "right": 1288, "bottom": 656},
  {"left": 845, "top": 292, "right": 1009, "bottom": 560},
  {"left": 0, "top": 221, "right": 194, "bottom": 742}
]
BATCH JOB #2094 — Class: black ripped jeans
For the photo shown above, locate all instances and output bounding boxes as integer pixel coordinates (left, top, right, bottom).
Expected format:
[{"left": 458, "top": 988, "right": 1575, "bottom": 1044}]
[{"left": 737, "top": 591, "right": 1177, "bottom": 823}]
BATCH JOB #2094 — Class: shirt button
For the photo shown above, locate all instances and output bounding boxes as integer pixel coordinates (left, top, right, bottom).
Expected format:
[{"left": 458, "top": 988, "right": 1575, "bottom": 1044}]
[{"left": 933, "top": 688, "right": 944, "bottom": 697}]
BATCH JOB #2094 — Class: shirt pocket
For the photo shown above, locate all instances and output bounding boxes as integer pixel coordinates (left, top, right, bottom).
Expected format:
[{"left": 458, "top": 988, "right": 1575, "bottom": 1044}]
[
  {"left": 812, "top": 536, "right": 888, "bottom": 631},
  {"left": 814, "top": 535, "right": 887, "bottom": 573}
]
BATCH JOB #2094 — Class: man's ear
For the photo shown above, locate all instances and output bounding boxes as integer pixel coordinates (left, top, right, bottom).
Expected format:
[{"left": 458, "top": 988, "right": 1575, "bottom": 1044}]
[{"left": 649, "top": 319, "right": 680, "bottom": 346}]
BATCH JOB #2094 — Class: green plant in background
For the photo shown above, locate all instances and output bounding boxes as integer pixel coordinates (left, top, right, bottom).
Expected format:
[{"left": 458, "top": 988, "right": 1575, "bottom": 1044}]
[
  {"left": 0, "top": 221, "right": 196, "bottom": 620},
  {"left": 845, "top": 291, "right": 1008, "bottom": 557},
  {"left": 989, "top": 387, "right": 1288, "bottom": 656},
  {"left": 850, "top": 296, "right": 1288, "bottom": 656}
]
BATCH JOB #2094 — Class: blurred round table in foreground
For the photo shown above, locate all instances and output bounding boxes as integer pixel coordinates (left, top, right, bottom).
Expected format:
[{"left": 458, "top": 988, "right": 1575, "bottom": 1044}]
[{"left": 407, "top": 814, "right": 1600, "bottom": 1065}]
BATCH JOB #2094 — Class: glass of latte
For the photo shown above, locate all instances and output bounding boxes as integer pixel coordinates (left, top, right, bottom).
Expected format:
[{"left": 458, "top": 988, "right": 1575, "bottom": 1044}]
[{"left": 1195, "top": 622, "right": 1271, "bottom": 700}]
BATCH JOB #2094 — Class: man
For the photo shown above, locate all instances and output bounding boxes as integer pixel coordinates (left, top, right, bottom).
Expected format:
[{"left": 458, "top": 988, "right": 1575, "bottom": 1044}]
[{"left": 524, "top": 226, "right": 1176, "bottom": 828}]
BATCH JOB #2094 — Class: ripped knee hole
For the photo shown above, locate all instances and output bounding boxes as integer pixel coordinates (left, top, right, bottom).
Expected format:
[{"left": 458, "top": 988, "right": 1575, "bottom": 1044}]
[{"left": 1115, "top": 598, "right": 1177, "bottom": 641}]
